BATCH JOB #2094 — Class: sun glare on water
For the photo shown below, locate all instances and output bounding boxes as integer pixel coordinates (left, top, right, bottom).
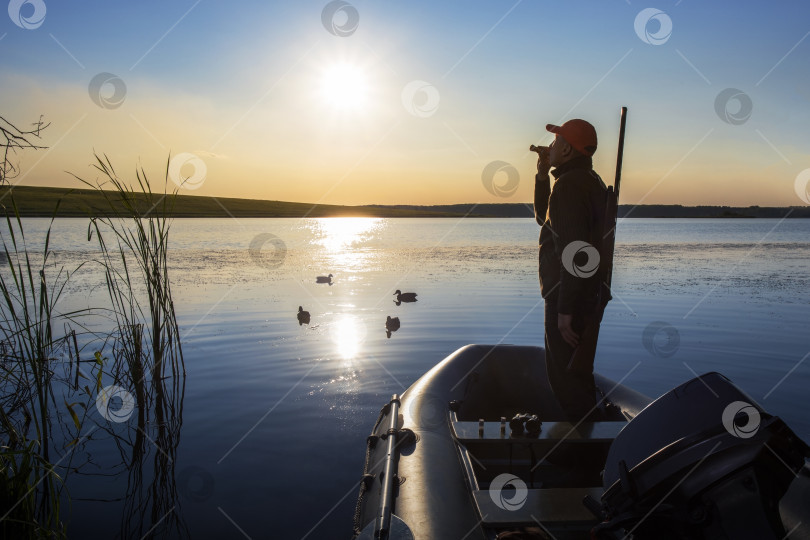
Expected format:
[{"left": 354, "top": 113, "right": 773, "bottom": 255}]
[
  {"left": 332, "top": 315, "right": 366, "bottom": 360},
  {"left": 321, "top": 63, "right": 368, "bottom": 110},
  {"left": 316, "top": 217, "right": 382, "bottom": 252}
]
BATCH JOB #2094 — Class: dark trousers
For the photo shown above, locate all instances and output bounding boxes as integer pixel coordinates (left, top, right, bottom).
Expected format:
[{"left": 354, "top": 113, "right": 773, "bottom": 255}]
[{"left": 544, "top": 298, "right": 604, "bottom": 423}]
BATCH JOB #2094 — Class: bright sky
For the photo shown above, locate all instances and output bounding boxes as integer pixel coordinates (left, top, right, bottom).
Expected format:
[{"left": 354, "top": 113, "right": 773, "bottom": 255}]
[{"left": 2, "top": 0, "right": 809, "bottom": 206}]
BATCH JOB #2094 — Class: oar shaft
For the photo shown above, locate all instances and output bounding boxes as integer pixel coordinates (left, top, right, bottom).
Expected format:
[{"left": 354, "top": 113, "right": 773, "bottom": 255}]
[{"left": 376, "top": 394, "right": 400, "bottom": 538}]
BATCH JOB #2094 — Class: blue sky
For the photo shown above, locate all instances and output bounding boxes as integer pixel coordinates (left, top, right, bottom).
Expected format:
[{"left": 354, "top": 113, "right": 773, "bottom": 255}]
[{"left": 2, "top": 0, "right": 809, "bottom": 205}]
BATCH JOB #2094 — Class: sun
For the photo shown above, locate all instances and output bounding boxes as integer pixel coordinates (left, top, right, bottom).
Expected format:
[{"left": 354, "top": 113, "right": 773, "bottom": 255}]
[{"left": 320, "top": 63, "right": 368, "bottom": 110}]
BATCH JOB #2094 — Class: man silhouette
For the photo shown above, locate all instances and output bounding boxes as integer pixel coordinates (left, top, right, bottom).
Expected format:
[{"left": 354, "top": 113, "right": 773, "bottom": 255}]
[{"left": 534, "top": 119, "right": 608, "bottom": 422}]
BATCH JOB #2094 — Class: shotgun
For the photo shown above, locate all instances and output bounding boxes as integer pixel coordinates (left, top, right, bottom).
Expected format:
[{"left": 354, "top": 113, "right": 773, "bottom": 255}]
[{"left": 600, "top": 106, "right": 627, "bottom": 307}]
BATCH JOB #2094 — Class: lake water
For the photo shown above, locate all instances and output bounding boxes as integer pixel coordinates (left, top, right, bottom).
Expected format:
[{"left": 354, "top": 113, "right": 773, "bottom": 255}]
[{"left": 4, "top": 217, "right": 810, "bottom": 539}]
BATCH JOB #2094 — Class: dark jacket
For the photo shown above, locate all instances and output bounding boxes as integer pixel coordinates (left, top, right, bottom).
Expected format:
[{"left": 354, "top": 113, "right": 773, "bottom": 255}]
[{"left": 534, "top": 156, "right": 607, "bottom": 315}]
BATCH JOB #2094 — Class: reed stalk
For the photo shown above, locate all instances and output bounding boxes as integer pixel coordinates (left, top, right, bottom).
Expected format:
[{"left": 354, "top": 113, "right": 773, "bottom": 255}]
[
  {"left": 76, "top": 153, "right": 187, "bottom": 538},
  {"left": 0, "top": 199, "right": 85, "bottom": 538},
  {"left": 0, "top": 151, "right": 187, "bottom": 538}
]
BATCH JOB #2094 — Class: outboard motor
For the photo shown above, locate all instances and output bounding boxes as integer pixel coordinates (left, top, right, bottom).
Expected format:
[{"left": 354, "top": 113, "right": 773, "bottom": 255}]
[{"left": 592, "top": 373, "right": 810, "bottom": 539}]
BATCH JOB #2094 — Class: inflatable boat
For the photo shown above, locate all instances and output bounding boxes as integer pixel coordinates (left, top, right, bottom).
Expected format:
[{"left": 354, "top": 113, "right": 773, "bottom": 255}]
[{"left": 351, "top": 344, "right": 810, "bottom": 539}]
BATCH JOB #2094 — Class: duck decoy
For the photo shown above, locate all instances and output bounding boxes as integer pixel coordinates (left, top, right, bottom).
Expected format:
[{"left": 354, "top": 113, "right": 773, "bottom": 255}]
[
  {"left": 297, "top": 306, "right": 311, "bottom": 325},
  {"left": 316, "top": 273, "right": 333, "bottom": 285},
  {"left": 385, "top": 316, "right": 400, "bottom": 338},
  {"left": 394, "top": 290, "right": 417, "bottom": 305}
]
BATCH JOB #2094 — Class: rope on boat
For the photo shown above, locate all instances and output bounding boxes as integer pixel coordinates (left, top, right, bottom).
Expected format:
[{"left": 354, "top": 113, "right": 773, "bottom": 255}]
[{"left": 352, "top": 401, "right": 390, "bottom": 537}]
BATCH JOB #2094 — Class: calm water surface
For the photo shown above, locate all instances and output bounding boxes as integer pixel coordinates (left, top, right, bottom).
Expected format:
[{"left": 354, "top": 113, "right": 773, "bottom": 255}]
[{"left": 8, "top": 217, "right": 810, "bottom": 539}]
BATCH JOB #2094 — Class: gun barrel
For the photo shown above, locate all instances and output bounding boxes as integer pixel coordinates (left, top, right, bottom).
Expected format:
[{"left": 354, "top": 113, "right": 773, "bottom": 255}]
[
  {"left": 601, "top": 107, "right": 628, "bottom": 301},
  {"left": 614, "top": 107, "right": 628, "bottom": 198}
]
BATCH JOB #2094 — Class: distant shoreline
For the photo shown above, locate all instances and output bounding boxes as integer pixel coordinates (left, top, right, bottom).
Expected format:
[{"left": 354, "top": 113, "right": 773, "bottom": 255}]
[{"left": 1, "top": 185, "right": 808, "bottom": 219}]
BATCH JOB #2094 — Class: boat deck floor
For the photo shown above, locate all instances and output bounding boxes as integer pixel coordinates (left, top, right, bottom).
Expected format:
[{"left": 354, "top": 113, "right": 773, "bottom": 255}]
[{"left": 453, "top": 419, "right": 627, "bottom": 538}]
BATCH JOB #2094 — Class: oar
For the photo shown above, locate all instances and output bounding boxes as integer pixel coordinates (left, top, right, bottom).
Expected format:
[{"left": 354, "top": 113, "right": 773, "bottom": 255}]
[
  {"left": 376, "top": 394, "right": 400, "bottom": 537},
  {"left": 356, "top": 394, "right": 414, "bottom": 540}
]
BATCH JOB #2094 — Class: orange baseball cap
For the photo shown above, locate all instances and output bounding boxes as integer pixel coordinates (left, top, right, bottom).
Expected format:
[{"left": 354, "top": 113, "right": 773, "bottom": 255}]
[{"left": 546, "top": 119, "right": 598, "bottom": 156}]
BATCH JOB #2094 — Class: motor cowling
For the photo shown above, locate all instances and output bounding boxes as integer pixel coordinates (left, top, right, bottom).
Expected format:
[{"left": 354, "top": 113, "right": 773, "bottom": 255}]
[{"left": 593, "top": 373, "right": 810, "bottom": 539}]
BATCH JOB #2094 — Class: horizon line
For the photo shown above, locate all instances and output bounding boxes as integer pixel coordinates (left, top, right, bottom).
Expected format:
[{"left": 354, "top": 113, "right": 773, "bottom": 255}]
[{"left": 2, "top": 184, "right": 807, "bottom": 210}]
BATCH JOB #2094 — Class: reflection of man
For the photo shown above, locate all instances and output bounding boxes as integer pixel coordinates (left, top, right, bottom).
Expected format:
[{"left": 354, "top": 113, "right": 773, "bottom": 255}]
[{"left": 533, "top": 119, "right": 607, "bottom": 422}]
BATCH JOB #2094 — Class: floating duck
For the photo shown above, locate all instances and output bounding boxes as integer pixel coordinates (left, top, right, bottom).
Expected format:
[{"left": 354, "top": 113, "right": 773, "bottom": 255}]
[
  {"left": 385, "top": 316, "right": 400, "bottom": 338},
  {"left": 394, "top": 290, "right": 417, "bottom": 305},
  {"left": 316, "top": 273, "right": 333, "bottom": 285},
  {"left": 297, "top": 306, "right": 311, "bottom": 325}
]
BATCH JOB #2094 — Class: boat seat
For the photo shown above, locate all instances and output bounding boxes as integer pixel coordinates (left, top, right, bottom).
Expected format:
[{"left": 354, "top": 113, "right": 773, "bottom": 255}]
[
  {"left": 452, "top": 420, "right": 626, "bottom": 444},
  {"left": 455, "top": 420, "right": 627, "bottom": 490},
  {"left": 473, "top": 487, "right": 603, "bottom": 525}
]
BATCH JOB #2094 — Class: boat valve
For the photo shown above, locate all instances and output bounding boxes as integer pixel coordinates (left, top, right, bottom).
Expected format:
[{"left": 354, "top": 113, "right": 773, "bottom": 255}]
[
  {"left": 508, "top": 413, "right": 542, "bottom": 437},
  {"left": 525, "top": 415, "right": 542, "bottom": 436},
  {"left": 509, "top": 414, "right": 525, "bottom": 435}
]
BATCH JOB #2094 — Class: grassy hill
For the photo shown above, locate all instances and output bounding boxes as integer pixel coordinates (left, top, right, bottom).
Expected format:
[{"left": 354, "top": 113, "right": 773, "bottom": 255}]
[
  {"left": 0, "top": 186, "right": 476, "bottom": 218},
  {"left": 1, "top": 186, "right": 807, "bottom": 218},
  {"left": 370, "top": 203, "right": 810, "bottom": 219}
]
